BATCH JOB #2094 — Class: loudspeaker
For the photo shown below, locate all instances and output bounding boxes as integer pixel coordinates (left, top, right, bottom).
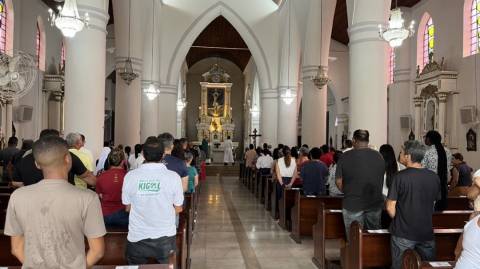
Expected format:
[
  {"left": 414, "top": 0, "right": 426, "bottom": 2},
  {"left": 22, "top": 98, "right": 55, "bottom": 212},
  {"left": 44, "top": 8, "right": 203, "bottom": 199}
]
[
  {"left": 400, "top": 115, "right": 412, "bottom": 129},
  {"left": 15, "top": 105, "right": 33, "bottom": 122},
  {"left": 460, "top": 106, "right": 476, "bottom": 124}
]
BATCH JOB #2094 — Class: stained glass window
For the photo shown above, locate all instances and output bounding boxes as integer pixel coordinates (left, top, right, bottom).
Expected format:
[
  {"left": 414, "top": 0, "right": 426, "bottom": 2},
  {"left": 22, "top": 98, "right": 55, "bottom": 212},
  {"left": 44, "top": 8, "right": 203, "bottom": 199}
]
[
  {"left": 0, "top": 8, "right": 7, "bottom": 54},
  {"left": 471, "top": 0, "right": 480, "bottom": 55},
  {"left": 36, "top": 23, "right": 40, "bottom": 68},
  {"left": 423, "top": 17, "right": 434, "bottom": 67},
  {"left": 389, "top": 49, "right": 395, "bottom": 84}
]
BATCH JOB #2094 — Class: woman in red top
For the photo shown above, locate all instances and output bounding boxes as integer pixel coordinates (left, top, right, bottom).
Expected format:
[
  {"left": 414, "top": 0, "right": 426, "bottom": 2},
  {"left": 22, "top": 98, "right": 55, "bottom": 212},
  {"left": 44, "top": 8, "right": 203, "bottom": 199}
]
[{"left": 96, "top": 148, "right": 129, "bottom": 228}]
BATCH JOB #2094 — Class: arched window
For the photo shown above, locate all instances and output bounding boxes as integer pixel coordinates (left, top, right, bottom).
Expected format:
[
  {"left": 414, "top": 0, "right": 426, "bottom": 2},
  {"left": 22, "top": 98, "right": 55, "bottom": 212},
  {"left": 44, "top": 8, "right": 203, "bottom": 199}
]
[
  {"left": 464, "top": 0, "right": 480, "bottom": 56},
  {"left": 0, "top": 0, "right": 13, "bottom": 55},
  {"left": 423, "top": 17, "right": 434, "bottom": 67},
  {"left": 36, "top": 23, "right": 40, "bottom": 68},
  {"left": 417, "top": 13, "right": 434, "bottom": 70},
  {"left": 35, "top": 17, "right": 45, "bottom": 71},
  {"left": 0, "top": 6, "right": 7, "bottom": 54},
  {"left": 389, "top": 48, "right": 395, "bottom": 84}
]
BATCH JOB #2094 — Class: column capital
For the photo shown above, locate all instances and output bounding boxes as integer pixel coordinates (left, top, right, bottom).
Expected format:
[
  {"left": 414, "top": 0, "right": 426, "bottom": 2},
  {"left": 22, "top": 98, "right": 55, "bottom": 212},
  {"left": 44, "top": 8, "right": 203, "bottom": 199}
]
[
  {"left": 413, "top": 96, "right": 424, "bottom": 106},
  {"left": 437, "top": 92, "right": 449, "bottom": 103}
]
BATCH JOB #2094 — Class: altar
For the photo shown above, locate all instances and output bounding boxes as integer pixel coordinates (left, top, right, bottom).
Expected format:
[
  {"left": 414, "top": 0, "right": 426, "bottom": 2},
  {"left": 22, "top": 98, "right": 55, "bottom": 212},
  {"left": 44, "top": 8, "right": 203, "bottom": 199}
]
[{"left": 195, "top": 64, "right": 236, "bottom": 147}]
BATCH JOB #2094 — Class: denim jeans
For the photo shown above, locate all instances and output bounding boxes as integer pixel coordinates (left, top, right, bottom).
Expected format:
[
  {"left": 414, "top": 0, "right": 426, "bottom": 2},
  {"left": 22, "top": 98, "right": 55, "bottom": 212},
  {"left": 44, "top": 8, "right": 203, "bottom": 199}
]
[
  {"left": 390, "top": 235, "right": 435, "bottom": 269},
  {"left": 104, "top": 209, "right": 129, "bottom": 229},
  {"left": 342, "top": 208, "right": 382, "bottom": 241},
  {"left": 126, "top": 235, "right": 176, "bottom": 265}
]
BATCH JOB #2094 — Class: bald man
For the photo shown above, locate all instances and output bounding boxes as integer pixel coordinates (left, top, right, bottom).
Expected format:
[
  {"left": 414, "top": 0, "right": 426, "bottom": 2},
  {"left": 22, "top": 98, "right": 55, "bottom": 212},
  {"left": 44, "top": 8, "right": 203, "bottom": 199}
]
[{"left": 4, "top": 136, "right": 106, "bottom": 269}]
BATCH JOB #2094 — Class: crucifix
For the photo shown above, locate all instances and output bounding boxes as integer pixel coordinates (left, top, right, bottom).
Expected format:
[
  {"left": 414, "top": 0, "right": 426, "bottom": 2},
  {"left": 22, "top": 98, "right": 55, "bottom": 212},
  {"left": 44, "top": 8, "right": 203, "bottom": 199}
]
[{"left": 249, "top": 128, "right": 262, "bottom": 148}]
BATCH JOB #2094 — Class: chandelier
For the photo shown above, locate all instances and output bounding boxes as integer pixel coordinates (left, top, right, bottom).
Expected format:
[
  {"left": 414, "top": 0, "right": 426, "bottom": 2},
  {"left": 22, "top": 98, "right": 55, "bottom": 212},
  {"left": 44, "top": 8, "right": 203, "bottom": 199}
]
[
  {"left": 119, "top": 0, "right": 139, "bottom": 85},
  {"left": 48, "top": 0, "right": 89, "bottom": 38},
  {"left": 281, "top": 0, "right": 296, "bottom": 105},
  {"left": 144, "top": 83, "right": 160, "bottom": 101},
  {"left": 378, "top": 7, "right": 415, "bottom": 48},
  {"left": 143, "top": 0, "right": 159, "bottom": 100},
  {"left": 312, "top": 66, "right": 330, "bottom": 89}
]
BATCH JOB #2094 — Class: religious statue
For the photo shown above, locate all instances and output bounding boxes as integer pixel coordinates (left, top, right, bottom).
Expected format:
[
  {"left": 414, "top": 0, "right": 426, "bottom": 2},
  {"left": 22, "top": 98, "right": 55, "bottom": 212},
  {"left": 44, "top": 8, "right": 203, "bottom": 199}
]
[{"left": 467, "top": 128, "right": 477, "bottom": 151}]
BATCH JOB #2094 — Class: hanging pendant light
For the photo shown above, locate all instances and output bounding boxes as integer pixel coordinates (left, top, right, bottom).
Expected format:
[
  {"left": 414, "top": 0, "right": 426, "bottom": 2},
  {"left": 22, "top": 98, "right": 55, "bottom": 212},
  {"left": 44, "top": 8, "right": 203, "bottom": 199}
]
[
  {"left": 378, "top": 1, "right": 415, "bottom": 48},
  {"left": 143, "top": 0, "right": 160, "bottom": 100},
  {"left": 312, "top": 0, "right": 330, "bottom": 89},
  {"left": 119, "top": 0, "right": 139, "bottom": 85},
  {"left": 281, "top": 0, "right": 296, "bottom": 105},
  {"left": 48, "top": 0, "right": 89, "bottom": 38}
]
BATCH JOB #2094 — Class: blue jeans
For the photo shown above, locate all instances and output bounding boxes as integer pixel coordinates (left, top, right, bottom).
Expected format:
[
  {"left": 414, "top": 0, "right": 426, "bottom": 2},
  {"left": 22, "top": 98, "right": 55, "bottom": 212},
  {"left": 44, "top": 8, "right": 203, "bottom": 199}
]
[
  {"left": 104, "top": 209, "right": 129, "bottom": 229},
  {"left": 390, "top": 235, "right": 435, "bottom": 269},
  {"left": 342, "top": 208, "right": 382, "bottom": 241},
  {"left": 126, "top": 235, "right": 176, "bottom": 265}
]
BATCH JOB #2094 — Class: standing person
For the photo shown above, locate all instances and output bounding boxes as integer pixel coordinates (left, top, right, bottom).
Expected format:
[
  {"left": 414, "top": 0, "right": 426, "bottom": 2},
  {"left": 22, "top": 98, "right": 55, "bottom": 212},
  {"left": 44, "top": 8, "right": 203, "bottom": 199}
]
[
  {"left": 263, "top": 143, "right": 272, "bottom": 156},
  {"left": 128, "top": 144, "right": 142, "bottom": 170},
  {"left": 244, "top": 144, "right": 257, "bottom": 168},
  {"left": 343, "top": 140, "right": 353, "bottom": 152},
  {"left": 450, "top": 153, "right": 473, "bottom": 190},
  {"left": 275, "top": 146, "right": 296, "bottom": 218},
  {"left": 4, "top": 136, "right": 106, "bottom": 268},
  {"left": 223, "top": 136, "right": 235, "bottom": 166},
  {"left": 122, "top": 136, "right": 184, "bottom": 265},
  {"left": 295, "top": 147, "right": 310, "bottom": 186},
  {"left": 185, "top": 152, "right": 199, "bottom": 193},
  {"left": 256, "top": 149, "right": 274, "bottom": 176},
  {"left": 96, "top": 148, "right": 129, "bottom": 228},
  {"left": 327, "top": 151, "right": 343, "bottom": 196},
  {"left": 386, "top": 140, "right": 441, "bottom": 269},
  {"left": 335, "top": 130, "right": 385, "bottom": 238},
  {"left": 422, "top": 130, "right": 452, "bottom": 211},
  {"left": 320, "top": 145, "right": 334, "bottom": 167},
  {"left": 158, "top": 133, "right": 189, "bottom": 191},
  {"left": 379, "top": 144, "right": 405, "bottom": 197},
  {"left": 80, "top": 134, "right": 95, "bottom": 169},
  {"left": 300, "top": 147, "right": 329, "bottom": 196},
  {"left": 201, "top": 137, "right": 209, "bottom": 159},
  {"left": 66, "top": 132, "right": 95, "bottom": 189},
  {"left": 0, "top": 136, "right": 19, "bottom": 182},
  {"left": 95, "top": 147, "right": 112, "bottom": 176},
  {"left": 124, "top": 146, "right": 132, "bottom": 168}
]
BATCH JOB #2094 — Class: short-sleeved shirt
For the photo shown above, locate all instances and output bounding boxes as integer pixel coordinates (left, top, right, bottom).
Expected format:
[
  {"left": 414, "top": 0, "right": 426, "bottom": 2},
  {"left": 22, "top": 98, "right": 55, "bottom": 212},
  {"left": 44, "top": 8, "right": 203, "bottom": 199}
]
[
  {"left": 13, "top": 151, "right": 88, "bottom": 186},
  {"left": 335, "top": 148, "right": 385, "bottom": 212},
  {"left": 96, "top": 168, "right": 127, "bottom": 216},
  {"left": 122, "top": 163, "right": 184, "bottom": 242},
  {"left": 320, "top": 152, "right": 334, "bottom": 167},
  {"left": 388, "top": 168, "right": 440, "bottom": 242},
  {"left": 457, "top": 163, "right": 473, "bottom": 187},
  {"left": 163, "top": 155, "right": 188, "bottom": 178},
  {"left": 0, "top": 146, "right": 19, "bottom": 180},
  {"left": 245, "top": 150, "right": 258, "bottom": 168},
  {"left": 187, "top": 166, "right": 198, "bottom": 193},
  {"left": 4, "top": 179, "right": 106, "bottom": 269},
  {"left": 300, "top": 160, "right": 329, "bottom": 195},
  {"left": 70, "top": 148, "right": 94, "bottom": 189}
]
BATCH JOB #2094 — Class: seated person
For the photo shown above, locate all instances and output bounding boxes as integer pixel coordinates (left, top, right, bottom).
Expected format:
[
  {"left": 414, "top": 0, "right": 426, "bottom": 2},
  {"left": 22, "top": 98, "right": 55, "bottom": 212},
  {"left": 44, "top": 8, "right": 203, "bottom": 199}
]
[
  {"left": 300, "top": 147, "right": 329, "bottom": 196},
  {"left": 185, "top": 152, "right": 199, "bottom": 193},
  {"left": 454, "top": 201, "right": 480, "bottom": 269},
  {"left": 96, "top": 148, "right": 129, "bottom": 228},
  {"left": 327, "top": 151, "right": 343, "bottom": 196}
]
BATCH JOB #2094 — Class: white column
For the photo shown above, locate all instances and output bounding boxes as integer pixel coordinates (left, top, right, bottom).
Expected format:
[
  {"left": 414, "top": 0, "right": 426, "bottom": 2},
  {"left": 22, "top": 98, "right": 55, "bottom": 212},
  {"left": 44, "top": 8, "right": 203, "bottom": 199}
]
[
  {"left": 113, "top": 0, "right": 147, "bottom": 147},
  {"left": 347, "top": 0, "right": 391, "bottom": 147},
  {"left": 5, "top": 100, "right": 12, "bottom": 139},
  {"left": 387, "top": 7, "right": 413, "bottom": 152},
  {"left": 301, "top": 0, "right": 336, "bottom": 147},
  {"left": 157, "top": 85, "right": 178, "bottom": 135},
  {"left": 277, "top": 2, "right": 300, "bottom": 146},
  {"left": 140, "top": 81, "right": 159, "bottom": 140},
  {"left": 413, "top": 97, "right": 423, "bottom": 140},
  {"left": 450, "top": 92, "right": 459, "bottom": 148},
  {"left": 437, "top": 92, "right": 448, "bottom": 141},
  {"left": 260, "top": 89, "right": 278, "bottom": 146},
  {"left": 64, "top": 0, "right": 109, "bottom": 158}
]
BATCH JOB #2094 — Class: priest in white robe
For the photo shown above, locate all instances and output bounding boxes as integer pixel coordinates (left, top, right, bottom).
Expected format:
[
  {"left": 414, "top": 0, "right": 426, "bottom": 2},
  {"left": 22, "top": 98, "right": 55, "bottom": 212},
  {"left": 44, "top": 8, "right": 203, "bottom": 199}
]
[{"left": 223, "top": 136, "right": 234, "bottom": 165}]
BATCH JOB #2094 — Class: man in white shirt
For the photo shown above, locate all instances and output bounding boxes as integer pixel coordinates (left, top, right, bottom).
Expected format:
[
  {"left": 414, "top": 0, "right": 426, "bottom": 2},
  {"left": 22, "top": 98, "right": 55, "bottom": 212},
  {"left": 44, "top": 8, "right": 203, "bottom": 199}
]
[
  {"left": 122, "top": 136, "right": 184, "bottom": 265},
  {"left": 256, "top": 149, "right": 274, "bottom": 175}
]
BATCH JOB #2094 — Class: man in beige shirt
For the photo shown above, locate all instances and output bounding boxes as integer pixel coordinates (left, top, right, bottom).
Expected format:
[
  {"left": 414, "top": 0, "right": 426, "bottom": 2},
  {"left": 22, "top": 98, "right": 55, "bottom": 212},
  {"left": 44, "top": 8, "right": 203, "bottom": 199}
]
[
  {"left": 245, "top": 144, "right": 258, "bottom": 168},
  {"left": 4, "top": 135, "right": 106, "bottom": 269}
]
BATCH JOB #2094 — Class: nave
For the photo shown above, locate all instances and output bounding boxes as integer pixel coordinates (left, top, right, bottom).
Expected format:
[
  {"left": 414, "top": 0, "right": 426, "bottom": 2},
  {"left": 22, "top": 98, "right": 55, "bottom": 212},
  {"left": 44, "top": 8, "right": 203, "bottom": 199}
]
[{"left": 190, "top": 174, "right": 339, "bottom": 269}]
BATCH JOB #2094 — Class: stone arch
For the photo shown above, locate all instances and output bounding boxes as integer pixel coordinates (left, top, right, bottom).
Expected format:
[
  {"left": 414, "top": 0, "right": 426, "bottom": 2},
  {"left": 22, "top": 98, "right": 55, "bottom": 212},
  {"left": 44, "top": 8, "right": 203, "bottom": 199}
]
[{"left": 167, "top": 1, "right": 272, "bottom": 91}]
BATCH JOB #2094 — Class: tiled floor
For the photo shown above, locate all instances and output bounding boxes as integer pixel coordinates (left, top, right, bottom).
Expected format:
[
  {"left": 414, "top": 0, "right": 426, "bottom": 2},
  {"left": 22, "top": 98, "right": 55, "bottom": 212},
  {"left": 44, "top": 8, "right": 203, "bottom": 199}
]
[{"left": 190, "top": 175, "right": 323, "bottom": 269}]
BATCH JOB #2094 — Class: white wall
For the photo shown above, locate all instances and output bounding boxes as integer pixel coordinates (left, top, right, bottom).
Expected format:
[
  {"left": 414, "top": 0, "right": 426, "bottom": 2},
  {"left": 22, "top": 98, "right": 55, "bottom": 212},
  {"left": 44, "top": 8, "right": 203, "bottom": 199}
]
[{"left": 10, "top": 0, "right": 64, "bottom": 141}]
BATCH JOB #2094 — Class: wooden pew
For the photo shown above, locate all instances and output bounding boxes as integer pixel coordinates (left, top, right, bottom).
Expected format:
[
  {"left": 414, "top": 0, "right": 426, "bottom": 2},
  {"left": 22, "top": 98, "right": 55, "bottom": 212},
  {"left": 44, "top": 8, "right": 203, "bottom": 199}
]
[
  {"left": 402, "top": 249, "right": 455, "bottom": 269},
  {"left": 270, "top": 179, "right": 278, "bottom": 219},
  {"left": 0, "top": 186, "right": 13, "bottom": 194},
  {"left": 345, "top": 221, "right": 462, "bottom": 269},
  {"left": 278, "top": 187, "right": 297, "bottom": 230},
  {"left": 264, "top": 175, "right": 273, "bottom": 210},
  {"left": 446, "top": 196, "right": 471, "bottom": 210},
  {"left": 9, "top": 265, "right": 171, "bottom": 269},
  {"left": 290, "top": 193, "right": 342, "bottom": 243},
  {"left": 0, "top": 193, "right": 10, "bottom": 211}
]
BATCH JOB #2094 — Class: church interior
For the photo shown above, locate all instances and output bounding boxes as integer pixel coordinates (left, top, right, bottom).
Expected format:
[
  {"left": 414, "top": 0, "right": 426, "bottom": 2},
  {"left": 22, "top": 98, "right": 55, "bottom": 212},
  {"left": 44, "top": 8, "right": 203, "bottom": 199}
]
[{"left": 0, "top": 0, "right": 479, "bottom": 268}]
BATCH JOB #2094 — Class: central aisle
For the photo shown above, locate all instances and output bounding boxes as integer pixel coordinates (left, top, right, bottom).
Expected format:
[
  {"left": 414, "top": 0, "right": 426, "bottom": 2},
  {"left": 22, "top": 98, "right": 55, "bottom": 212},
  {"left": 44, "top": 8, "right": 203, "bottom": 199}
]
[{"left": 190, "top": 176, "right": 318, "bottom": 269}]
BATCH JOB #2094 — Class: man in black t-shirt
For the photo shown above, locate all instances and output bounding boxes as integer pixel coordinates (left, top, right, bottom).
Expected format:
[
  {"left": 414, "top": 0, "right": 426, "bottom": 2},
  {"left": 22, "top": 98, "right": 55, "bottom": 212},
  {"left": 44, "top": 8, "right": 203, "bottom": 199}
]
[
  {"left": 335, "top": 130, "right": 385, "bottom": 239},
  {"left": 158, "top": 132, "right": 189, "bottom": 192},
  {"left": 11, "top": 129, "right": 96, "bottom": 187},
  {"left": 301, "top": 147, "right": 329, "bottom": 196},
  {"left": 387, "top": 140, "right": 440, "bottom": 269}
]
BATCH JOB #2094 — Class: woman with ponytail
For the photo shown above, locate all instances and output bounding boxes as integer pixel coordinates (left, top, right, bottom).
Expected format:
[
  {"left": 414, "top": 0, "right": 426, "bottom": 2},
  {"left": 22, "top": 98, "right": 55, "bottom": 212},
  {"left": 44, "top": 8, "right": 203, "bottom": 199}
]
[
  {"left": 274, "top": 146, "right": 297, "bottom": 219},
  {"left": 423, "top": 130, "right": 452, "bottom": 211}
]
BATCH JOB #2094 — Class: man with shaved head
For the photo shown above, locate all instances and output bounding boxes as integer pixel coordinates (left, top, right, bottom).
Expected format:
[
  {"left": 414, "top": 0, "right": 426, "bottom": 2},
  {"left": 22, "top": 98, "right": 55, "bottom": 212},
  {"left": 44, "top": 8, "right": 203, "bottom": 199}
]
[{"left": 4, "top": 136, "right": 106, "bottom": 268}]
